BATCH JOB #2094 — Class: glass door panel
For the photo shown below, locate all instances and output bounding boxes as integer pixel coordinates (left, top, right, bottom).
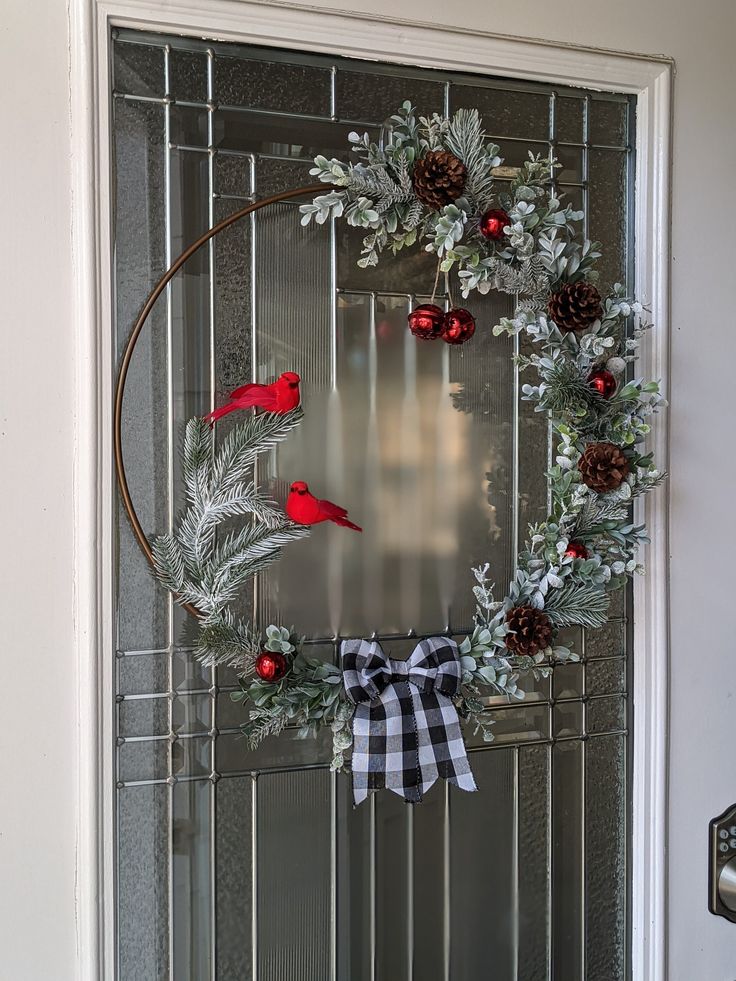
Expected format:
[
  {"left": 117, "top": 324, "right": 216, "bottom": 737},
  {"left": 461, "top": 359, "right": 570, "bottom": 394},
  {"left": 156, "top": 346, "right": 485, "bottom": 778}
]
[{"left": 112, "top": 30, "right": 634, "bottom": 981}]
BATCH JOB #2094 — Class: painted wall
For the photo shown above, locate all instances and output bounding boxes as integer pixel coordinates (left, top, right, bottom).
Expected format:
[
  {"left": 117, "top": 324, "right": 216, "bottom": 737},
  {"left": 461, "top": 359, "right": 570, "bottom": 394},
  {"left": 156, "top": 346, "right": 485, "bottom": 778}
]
[
  {"left": 0, "top": 0, "right": 78, "bottom": 978},
  {"left": 2, "top": 0, "right": 735, "bottom": 978}
]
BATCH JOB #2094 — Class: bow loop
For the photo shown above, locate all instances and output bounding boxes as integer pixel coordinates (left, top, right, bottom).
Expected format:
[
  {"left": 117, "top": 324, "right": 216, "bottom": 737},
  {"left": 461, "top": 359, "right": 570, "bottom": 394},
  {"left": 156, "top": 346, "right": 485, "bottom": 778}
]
[{"left": 340, "top": 636, "right": 476, "bottom": 805}]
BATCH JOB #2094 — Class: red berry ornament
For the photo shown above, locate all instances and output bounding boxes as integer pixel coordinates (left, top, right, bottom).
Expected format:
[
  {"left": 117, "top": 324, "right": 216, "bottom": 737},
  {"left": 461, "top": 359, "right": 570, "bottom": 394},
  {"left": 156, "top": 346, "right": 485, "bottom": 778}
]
[
  {"left": 565, "top": 541, "right": 588, "bottom": 560},
  {"left": 588, "top": 368, "right": 617, "bottom": 399},
  {"left": 407, "top": 304, "right": 444, "bottom": 340},
  {"left": 440, "top": 308, "right": 476, "bottom": 345},
  {"left": 479, "top": 208, "right": 511, "bottom": 242},
  {"left": 254, "top": 651, "right": 289, "bottom": 683}
]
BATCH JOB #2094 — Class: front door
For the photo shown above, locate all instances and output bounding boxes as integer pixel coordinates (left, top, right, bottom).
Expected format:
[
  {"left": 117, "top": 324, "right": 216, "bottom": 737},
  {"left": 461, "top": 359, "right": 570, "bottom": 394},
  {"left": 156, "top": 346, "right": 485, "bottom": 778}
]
[{"left": 112, "top": 29, "right": 634, "bottom": 980}]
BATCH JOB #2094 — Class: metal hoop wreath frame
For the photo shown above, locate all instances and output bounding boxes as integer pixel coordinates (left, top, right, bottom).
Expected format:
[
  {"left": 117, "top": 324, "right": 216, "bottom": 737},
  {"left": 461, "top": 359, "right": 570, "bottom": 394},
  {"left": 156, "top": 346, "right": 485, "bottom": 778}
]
[{"left": 113, "top": 183, "right": 332, "bottom": 619}]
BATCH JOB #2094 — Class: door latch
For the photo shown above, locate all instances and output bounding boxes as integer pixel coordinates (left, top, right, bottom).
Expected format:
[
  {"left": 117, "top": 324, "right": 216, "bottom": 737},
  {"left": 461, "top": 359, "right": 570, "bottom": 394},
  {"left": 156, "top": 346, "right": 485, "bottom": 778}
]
[{"left": 709, "top": 804, "right": 736, "bottom": 922}]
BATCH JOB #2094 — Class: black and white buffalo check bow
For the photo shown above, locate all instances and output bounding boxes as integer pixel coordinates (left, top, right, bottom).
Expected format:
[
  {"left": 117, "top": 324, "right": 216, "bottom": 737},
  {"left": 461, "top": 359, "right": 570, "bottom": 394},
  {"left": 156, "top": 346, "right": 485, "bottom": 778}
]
[{"left": 341, "top": 636, "right": 477, "bottom": 805}]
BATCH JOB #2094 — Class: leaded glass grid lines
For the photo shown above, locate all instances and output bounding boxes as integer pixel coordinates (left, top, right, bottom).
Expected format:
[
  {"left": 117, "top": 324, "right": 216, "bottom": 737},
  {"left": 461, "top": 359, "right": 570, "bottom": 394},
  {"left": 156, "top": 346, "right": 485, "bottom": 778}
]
[{"left": 112, "top": 29, "right": 635, "bottom": 981}]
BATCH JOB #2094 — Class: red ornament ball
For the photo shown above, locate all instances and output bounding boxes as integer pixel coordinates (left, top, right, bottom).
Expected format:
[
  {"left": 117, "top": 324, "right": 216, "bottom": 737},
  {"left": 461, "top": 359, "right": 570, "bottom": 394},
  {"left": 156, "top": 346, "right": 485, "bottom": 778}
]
[
  {"left": 254, "top": 651, "right": 289, "bottom": 683},
  {"left": 564, "top": 541, "right": 588, "bottom": 560},
  {"left": 440, "top": 308, "right": 476, "bottom": 345},
  {"left": 407, "top": 303, "right": 444, "bottom": 340},
  {"left": 479, "top": 208, "right": 511, "bottom": 242},
  {"left": 588, "top": 368, "right": 617, "bottom": 399}
]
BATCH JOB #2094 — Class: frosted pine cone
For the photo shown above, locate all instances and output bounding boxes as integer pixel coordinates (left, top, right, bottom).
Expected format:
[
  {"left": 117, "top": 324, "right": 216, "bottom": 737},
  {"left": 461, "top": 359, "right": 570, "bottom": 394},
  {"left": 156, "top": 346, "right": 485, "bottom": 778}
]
[{"left": 412, "top": 150, "right": 467, "bottom": 210}]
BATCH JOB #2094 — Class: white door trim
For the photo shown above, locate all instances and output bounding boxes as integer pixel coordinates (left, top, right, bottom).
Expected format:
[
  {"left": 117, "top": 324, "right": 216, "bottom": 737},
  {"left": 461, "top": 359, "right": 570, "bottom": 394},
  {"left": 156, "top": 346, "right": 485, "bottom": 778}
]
[{"left": 70, "top": 2, "right": 672, "bottom": 977}]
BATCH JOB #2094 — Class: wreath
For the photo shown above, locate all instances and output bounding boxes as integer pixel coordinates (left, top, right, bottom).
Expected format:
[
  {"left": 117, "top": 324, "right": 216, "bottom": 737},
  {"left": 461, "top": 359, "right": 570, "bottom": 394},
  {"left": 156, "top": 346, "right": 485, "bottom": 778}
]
[{"left": 146, "top": 102, "right": 666, "bottom": 803}]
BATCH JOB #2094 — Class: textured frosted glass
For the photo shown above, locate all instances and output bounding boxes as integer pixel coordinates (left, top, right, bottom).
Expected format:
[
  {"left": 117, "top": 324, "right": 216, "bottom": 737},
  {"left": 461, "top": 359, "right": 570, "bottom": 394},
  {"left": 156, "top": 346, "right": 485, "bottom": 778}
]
[
  {"left": 588, "top": 149, "right": 628, "bottom": 291},
  {"left": 518, "top": 745, "right": 551, "bottom": 981},
  {"left": 450, "top": 749, "right": 516, "bottom": 979},
  {"left": 585, "top": 735, "right": 626, "bottom": 981},
  {"left": 587, "top": 695, "right": 626, "bottom": 735},
  {"left": 113, "top": 97, "right": 168, "bottom": 652},
  {"left": 119, "top": 736, "right": 168, "bottom": 782},
  {"left": 585, "top": 620, "right": 625, "bottom": 659},
  {"left": 216, "top": 777, "right": 253, "bottom": 981},
  {"left": 113, "top": 40, "right": 164, "bottom": 97},
  {"left": 173, "top": 781, "right": 213, "bottom": 980},
  {"left": 451, "top": 84, "right": 551, "bottom": 141},
  {"left": 256, "top": 770, "right": 332, "bottom": 980},
  {"left": 555, "top": 96, "right": 585, "bottom": 143},
  {"left": 118, "top": 785, "right": 169, "bottom": 979},
  {"left": 335, "top": 69, "right": 444, "bottom": 122},
  {"left": 587, "top": 657, "right": 626, "bottom": 696},
  {"left": 519, "top": 333, "right": 551, "bottom": 532},
  {"left": 169, "top": 48, "right": 208, "bottom": 104},
  {"left": 551, "top": 741, "right": 583, "bottom": 981},
  {"left": 254, "top": 156, "right": 313, "bottom": 197},
  {"left": 118, "top": 695, "right": 169, "bottom": 738},
  {"left": 118, "top": 652, "right": 168, "bottom": 696},
  {"left": 590, "top": 98, "right": 629, "bottom": 147},
  {"left": 214, "top": 197, "right": 252, "bottom": 398},
  {"left": 214, "top": 56, "right": 331, "bottom": 114},
  {"left": 214, "top": 151, "right": 252, "bottom": 197}
]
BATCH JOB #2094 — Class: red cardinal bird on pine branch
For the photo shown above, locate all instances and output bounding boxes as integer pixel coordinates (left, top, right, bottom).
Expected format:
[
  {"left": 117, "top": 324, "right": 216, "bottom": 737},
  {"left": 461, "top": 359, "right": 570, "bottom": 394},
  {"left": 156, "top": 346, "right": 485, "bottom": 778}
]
[
  {"left": 204, "top": 371, "right": 301, "bottom": 424},
  {"left": 286, "top": 481, "right": 362, "bottom": 532}
]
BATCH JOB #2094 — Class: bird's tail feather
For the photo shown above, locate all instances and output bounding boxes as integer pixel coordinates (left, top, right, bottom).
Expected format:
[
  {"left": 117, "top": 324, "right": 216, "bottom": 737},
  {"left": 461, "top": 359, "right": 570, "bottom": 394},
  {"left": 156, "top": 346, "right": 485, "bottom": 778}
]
[
  {"left": 203, "top": 402, "right": 236, "bottom": 425},
  {"left": 332, "top": 516, "right": 362, "bottom": 532}
]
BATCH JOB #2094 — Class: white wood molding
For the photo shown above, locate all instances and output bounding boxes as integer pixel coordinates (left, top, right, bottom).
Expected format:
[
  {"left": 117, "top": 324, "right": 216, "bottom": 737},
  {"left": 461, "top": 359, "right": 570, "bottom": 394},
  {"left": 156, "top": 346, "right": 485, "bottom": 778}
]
[{"left": 70, "top": 2, "right": 672, "bottom": 977}]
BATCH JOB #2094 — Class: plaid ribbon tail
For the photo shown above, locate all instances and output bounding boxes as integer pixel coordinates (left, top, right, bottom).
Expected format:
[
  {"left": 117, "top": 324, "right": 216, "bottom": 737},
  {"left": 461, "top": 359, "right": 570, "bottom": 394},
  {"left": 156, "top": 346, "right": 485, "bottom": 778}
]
[{"left": 342, "top": 637, "right": 477, "bottom": 805}]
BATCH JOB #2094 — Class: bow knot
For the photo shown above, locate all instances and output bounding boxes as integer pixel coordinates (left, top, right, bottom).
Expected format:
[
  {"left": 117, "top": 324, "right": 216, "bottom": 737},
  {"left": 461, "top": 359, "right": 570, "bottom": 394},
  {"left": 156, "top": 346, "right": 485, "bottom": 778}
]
[{"left": 341, "top": 637, "right": 477, "bottom": 805}]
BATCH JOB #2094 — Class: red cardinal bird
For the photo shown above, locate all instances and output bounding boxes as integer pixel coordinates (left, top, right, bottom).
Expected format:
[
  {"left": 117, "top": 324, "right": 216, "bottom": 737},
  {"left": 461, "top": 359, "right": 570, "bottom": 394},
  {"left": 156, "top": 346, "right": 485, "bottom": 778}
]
[
  {"left": 204, "top": 371, "right": 301, "bottom": 424},
  {"left": 286, "top": 481, "right": 362, "bottom": 532}
]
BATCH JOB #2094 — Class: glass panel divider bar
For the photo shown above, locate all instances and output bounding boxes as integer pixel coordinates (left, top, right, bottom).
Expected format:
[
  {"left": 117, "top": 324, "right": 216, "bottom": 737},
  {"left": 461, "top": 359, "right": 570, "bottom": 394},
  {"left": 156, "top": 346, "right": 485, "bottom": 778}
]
[
  {"left": 330, "top": 769, "right": 337, "bottom": 981},
  {"left": 162, "top": 41, "right": 176, "bottom": 981},
  {"left": 513, "top": 745, "right": 520, "bottom": 981},
  {"left": 206, "top": 45, "right": 218, "bottom": 981},
  {"left": 370, "top": 793, "right": 377, "bottom": 981},
  {"left": 581, "top": 94, "right": 591, "bottom": 981},
  {"left": 443, "top": 781, "right": 451, "bottom": 981},
  {"left": 407, "top": 802, "right": 414, "bottom": 980}
]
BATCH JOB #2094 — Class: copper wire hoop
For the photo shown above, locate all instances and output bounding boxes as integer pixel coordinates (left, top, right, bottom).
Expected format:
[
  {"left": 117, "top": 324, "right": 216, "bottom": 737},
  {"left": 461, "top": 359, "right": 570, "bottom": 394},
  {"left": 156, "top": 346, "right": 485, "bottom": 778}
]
[{"left": 113, "top": 183, "right": 334, "bottom": 619}]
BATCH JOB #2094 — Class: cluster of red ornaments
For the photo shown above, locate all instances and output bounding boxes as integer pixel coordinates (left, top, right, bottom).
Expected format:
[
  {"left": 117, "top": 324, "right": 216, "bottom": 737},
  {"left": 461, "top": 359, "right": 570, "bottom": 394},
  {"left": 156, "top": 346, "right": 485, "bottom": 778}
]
[{"left": 407, "top": 304, "right": 476, "bottom": 345}]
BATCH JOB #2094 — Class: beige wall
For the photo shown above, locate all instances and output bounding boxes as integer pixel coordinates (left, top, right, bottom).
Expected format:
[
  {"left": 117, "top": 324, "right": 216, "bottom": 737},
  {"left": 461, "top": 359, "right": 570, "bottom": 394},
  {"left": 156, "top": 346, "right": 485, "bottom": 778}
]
[
  {"left": 2, "top": 0, "right": 735, "bottom": 977},
  {"left": 0, "top": 0, "right": 77, "bottom": 977}
]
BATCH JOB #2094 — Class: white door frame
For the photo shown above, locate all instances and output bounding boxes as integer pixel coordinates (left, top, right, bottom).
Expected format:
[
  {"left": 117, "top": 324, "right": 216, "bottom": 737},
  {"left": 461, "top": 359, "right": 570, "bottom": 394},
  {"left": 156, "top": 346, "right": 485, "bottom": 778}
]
[{"left": 70, "top": 1, "right": 672, "bottom": 977}]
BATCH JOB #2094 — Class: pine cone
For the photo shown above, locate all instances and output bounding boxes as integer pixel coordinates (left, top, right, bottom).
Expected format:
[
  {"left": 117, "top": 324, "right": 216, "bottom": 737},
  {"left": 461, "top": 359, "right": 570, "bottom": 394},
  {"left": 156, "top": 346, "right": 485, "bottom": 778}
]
[
  {"left": 577, "top": 441, "right": 630, "bottom": 493},
  {"left": 412, "top": 150, "right": 467, "bottom": 210},
  {"left": 504, "top": 605, "right": 553, "bottom": 656},
  {"left": 548, "top": 281, "right": 603, "bottom": 333}
]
